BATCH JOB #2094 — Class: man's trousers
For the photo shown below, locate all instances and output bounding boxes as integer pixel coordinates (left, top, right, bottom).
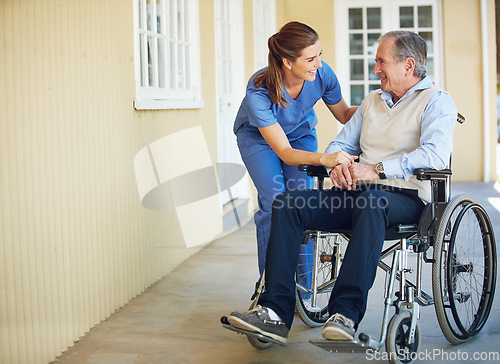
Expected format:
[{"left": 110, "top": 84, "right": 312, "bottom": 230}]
[{"left": 259, "top": 185, "right": 424, "bottom": 329}]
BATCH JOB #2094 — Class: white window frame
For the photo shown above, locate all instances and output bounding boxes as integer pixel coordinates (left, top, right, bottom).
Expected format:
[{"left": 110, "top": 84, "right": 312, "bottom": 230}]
[
  {"left": 253, "top": 0, "right": 276, "bottom": 72},
  {"left": 334, "top": 0, "right": 443, "bottom": 106},
  {"left": 133, "top": 0, "right": 203, "bottom": 110}
]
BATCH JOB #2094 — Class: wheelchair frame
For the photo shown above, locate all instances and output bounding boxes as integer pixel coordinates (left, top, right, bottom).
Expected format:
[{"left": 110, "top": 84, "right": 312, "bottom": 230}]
[{"left": 293, "top": 164, "right": 497, "bottom": 363}]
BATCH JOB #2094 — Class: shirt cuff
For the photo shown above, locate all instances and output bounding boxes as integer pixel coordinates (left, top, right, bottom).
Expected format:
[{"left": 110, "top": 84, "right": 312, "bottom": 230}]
[{"left": 382, "top": 159, "right": 405, "bottom": 179}]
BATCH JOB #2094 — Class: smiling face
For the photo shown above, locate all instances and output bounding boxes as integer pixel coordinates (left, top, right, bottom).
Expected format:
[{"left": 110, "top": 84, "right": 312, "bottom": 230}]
[
  {"left": 372, "top": 38, "right": 411, "bottom": 102},
  {"left": 286, "top": 40, "right": 323, "bottom": 82}
]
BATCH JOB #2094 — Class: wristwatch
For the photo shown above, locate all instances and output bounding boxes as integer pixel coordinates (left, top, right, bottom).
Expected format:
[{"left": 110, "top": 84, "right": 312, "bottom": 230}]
[{"left": 375, "top": 162, "right": 387, "bottom": 180}]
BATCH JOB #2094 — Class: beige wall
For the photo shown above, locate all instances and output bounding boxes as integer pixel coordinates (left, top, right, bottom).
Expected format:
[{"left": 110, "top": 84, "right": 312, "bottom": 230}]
[
  {"left": 0, "top": 0, "right": 220, "bottom": 363},
  {"left": 442, "top": 0, "right": 497, "bottom": 181},
  {"left": 1, "top": 0, "right": 497, "bottom": 363}
]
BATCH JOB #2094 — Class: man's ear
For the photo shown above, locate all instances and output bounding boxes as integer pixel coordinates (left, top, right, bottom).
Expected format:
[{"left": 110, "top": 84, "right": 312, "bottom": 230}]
[{"left": 405, "top": 57, "right": 416, "bottom": 76}]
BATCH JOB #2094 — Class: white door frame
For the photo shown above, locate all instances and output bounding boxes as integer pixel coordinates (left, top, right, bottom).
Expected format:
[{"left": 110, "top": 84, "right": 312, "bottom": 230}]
[
  {"left": 253, "top": 0, "right": 277, "bottom": 71},
  {"left": 215, "top": 0, "right": 248, "bottom": 208}
]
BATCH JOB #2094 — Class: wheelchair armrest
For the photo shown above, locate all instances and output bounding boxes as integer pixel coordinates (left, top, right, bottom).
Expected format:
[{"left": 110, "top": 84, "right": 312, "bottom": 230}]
[
  {"left": 299, "top": 165, "right": 452, "bottom": 182},
  {"left": 297, "top": 164, "right": 330, "bottom": 178},
  {"left": 413, "top": 168, "right": 452, "bottom": 180}
]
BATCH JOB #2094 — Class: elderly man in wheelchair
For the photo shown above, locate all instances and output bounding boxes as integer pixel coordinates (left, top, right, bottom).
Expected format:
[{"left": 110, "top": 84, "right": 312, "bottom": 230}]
[{"left": 223, "top": 30, "right": 496, "bottom": 363}]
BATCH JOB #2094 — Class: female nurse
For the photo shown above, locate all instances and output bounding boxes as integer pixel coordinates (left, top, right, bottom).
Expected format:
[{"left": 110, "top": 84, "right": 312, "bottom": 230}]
[{"left": 233, "top": 21, "right": 357, "bottom": 277}]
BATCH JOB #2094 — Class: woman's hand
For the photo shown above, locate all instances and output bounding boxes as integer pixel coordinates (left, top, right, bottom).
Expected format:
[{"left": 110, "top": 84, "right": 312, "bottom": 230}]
[{"left": 320, "top": 151, "right": 358, "bottom": 168}]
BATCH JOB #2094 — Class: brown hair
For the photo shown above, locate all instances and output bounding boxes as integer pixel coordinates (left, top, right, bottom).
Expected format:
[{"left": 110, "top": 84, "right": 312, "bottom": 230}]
[{"left": 254, "top": 21, "right": 319, "bottom": 108}]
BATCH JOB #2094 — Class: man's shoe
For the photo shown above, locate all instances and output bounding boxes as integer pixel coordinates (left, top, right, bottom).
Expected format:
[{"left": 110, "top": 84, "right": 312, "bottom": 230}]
[
  {"left": 228, "top": 305, "right": 289, "bottom": 344},
  {"left": 321, "top": 313, "right": 356, "bottom": 340}
]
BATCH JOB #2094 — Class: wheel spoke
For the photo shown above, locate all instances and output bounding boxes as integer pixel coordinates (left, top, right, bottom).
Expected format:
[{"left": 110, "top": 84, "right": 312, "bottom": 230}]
[{"left": 296, "top": 232, "right": 347, "bottom": 327}]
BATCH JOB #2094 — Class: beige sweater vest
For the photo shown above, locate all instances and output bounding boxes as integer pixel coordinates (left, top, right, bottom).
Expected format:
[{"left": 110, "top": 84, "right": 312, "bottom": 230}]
[{"left": 359, "top": 86, "right": 440, "bottom": 202}]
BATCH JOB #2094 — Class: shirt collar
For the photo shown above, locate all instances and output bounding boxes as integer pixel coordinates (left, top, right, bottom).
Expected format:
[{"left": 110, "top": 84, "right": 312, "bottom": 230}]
[{"left": 378, "top": 76, "right": 433, "bottom": 108}]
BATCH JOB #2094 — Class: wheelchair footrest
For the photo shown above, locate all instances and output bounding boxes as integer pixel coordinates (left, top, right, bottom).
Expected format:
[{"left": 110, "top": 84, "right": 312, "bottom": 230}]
[{"left": 310, "top": 338, "right": 379, "bottom": 353}]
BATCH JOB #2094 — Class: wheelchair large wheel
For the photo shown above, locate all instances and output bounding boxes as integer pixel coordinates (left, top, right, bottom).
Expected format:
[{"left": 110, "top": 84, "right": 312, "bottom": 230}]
[
  {"left": 385, "top": 310, "right": 421, "bottom": 364},
  {"left": 295, "top": 232, "right": 346, "bottom": 327},
  {"left": 432, "top": 194, "right": 497, "bottom": 344}
]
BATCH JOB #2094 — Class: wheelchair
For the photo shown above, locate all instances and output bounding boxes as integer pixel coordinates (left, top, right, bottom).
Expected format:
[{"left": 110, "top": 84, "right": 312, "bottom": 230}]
[
  {"left": 295, "top": 163, "right": 497, "bottom": 362},
  {"left": 244, "top": 117, "right": 497, "bottom": 364}
]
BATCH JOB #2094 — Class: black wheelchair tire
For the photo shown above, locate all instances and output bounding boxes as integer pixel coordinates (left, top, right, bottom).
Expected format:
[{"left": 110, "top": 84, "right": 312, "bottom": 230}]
[
  {"left": 432, "top": 194, "right": 497, "bottom": 344},
  {"left": 247, "top": 335, "right": 273, "bottom": 350},
  {"left": 386, "top": 310, "right": 421, "bottom": 364}
]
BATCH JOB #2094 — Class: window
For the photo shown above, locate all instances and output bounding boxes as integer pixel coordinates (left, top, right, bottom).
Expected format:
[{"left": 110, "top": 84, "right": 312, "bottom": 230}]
[
  {"left": 335, "top": 0, "right": 442, "bottom": 106},
  {"left": 133, "top": 0, "right": 203, "bottom": 110}
]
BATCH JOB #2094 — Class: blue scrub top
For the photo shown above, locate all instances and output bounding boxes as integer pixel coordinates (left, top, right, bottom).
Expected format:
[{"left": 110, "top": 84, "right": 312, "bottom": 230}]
[{"left": 233, "top": 61, "right": 343, "bottom": 146}]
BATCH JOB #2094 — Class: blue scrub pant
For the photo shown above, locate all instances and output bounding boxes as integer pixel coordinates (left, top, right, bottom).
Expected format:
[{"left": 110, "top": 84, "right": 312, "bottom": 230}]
[
  {"left": 258, "top": 186, "right": 424, "bottom": 329},
  {"left": 237, "top": 131, "right": 318, "bottom": 276}
]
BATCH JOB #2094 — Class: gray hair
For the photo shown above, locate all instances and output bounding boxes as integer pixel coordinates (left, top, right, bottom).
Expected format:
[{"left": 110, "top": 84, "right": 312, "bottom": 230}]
[{"left": 379, "top": 30, "right": 427, "bottom": 78}]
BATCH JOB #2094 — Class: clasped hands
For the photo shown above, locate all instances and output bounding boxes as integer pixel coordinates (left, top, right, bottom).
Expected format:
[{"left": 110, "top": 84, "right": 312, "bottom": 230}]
[{"left": 326, "top": 151, "right": 379, "bottom": 190}]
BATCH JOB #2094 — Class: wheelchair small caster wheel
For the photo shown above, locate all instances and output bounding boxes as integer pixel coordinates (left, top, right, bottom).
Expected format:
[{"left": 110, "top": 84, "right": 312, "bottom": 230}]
[
  {"left": 247, "top": 336, "right": 273, "bottom": 350},
  {"left": 386, "top": 311, "right": 421, "bottom": 364}
]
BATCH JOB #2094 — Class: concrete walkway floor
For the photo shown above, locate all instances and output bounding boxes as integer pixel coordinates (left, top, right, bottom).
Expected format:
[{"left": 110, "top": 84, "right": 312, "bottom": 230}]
[{"left": 55, "top": 183, "right": 500, "bottom": 364}]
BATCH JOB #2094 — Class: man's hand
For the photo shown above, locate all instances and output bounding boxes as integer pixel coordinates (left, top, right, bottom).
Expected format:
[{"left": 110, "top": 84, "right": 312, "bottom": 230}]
[
  {"left": 330, "top": 163, "right": 380, "bottom": 190},
  {"left": 349, "top": 163, "right": 379, "bottom": 185},
  {"left": 330, "top": 163, "right": 354, "bottom": 190}
]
